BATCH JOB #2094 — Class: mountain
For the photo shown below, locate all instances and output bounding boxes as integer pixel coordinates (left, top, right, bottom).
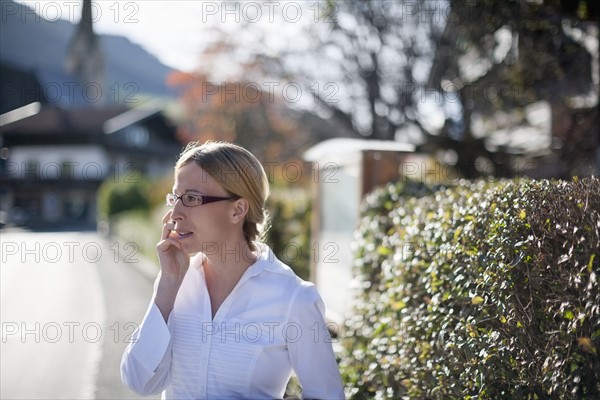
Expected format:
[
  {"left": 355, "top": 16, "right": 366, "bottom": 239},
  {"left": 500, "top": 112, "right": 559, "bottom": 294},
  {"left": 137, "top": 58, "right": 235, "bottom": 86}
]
[{"left": 0, "top": 0, "right": 176, "bottom": 108}]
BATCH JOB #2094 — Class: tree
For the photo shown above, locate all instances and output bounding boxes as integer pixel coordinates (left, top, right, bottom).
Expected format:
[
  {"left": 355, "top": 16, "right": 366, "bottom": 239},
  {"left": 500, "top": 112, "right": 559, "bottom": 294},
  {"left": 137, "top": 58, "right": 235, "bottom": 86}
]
[
  {"left": 426, "top": 0, "right": 599, "bottom": 178},
  {"left": 177, "top": 0, "right": 599, "bottom": 179},
  {"left": 302, "top": 0, "right": 598, "bottom": 178},
  {"left": 167, "top": 68, "right": 355, "bottom": 165}
]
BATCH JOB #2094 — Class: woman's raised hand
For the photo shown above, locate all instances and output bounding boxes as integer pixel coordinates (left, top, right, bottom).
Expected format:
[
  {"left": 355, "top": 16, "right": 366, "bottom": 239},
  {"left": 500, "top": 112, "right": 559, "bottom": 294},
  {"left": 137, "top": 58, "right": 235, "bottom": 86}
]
[
  {"left": 154, "top": 210, "right": 191, "bottom": 321},
  {"left": 156, "top": 210, "right": 190, "bottom": 282}
]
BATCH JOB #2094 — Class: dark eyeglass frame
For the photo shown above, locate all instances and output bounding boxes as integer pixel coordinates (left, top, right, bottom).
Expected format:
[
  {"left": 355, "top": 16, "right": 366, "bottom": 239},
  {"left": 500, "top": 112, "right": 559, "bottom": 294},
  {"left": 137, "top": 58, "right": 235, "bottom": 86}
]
[{"left": 166, "top": 193, "right": 237, "bottom": 207}]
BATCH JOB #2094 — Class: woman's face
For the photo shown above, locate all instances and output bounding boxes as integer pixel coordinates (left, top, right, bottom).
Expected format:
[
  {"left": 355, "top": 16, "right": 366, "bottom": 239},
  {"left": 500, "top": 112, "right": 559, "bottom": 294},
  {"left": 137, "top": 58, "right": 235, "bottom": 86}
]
[{"left": 169, "top": 162, "right": 236, "bottom": 255}]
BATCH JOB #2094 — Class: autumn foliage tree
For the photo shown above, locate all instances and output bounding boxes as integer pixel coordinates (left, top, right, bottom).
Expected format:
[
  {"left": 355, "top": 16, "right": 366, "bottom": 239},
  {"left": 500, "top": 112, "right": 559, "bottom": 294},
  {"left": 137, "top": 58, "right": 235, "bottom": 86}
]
[{"left": 168, "top": 70, "right": 310, "bottom": 164}]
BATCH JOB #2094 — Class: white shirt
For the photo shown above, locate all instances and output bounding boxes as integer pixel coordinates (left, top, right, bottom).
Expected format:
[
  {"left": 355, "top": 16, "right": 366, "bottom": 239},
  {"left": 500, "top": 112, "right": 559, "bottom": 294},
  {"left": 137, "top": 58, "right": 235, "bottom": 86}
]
[{"left": 121, "top": 244, "right": 345, "bottom": 399}]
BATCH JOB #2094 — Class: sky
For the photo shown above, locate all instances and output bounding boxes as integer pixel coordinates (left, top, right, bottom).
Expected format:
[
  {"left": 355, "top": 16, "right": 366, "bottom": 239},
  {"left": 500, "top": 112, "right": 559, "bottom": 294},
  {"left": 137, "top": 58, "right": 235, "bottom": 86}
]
[
  {"left": 14, "top": 0, "right": 450, "bottom": 131},
  {"left": 18, "top": 0, "right": 323, "bottom": 72}
]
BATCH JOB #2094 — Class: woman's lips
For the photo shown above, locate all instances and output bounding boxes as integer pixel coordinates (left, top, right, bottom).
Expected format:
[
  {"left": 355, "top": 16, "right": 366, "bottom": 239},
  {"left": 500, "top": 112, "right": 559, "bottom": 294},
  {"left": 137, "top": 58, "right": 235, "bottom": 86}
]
[{"left": 176, "top": 231, "right": 193, "bottom": 239}]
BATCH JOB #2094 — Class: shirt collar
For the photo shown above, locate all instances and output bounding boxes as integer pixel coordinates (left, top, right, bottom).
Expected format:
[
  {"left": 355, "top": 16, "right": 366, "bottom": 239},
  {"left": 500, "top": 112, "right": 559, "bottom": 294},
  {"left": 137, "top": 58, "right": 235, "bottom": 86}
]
[{"left": 245, "top": 242, "right": 290, "bottom": 278}]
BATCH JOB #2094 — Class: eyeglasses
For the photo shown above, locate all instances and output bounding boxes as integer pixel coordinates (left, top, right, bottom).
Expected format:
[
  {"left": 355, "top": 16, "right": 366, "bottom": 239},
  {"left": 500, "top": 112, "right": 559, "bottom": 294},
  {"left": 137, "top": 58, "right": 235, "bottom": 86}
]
[{"left": 166, "top": 193, "right": 236, "bottom": 207}]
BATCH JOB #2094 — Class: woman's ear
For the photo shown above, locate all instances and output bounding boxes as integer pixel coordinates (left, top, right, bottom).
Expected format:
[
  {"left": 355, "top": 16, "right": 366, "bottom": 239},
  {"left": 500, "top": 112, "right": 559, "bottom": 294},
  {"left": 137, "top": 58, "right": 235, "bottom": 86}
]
[{"left": 231, "top": 198, "right": 249, "bottom": 223}]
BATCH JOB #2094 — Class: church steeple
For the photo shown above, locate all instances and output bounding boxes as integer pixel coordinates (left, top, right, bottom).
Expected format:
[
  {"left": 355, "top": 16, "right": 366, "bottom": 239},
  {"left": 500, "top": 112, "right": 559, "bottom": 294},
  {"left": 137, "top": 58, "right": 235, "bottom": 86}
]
[{"left": 65, "top": 0, "right": 104, "bottom": 104}]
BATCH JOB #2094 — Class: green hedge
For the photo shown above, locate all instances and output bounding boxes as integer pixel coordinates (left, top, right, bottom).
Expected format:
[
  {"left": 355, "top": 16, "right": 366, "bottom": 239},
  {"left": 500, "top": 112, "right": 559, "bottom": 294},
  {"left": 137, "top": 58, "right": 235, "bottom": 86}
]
[
  {"left": 266, "top": 187, "right": 312, "bottom": 281},
  {"left": 97, "top": 174, "right": 151, "bottom": 218},
  {"left": 341, "top": 178, "right": 599, "bottom": 399}
]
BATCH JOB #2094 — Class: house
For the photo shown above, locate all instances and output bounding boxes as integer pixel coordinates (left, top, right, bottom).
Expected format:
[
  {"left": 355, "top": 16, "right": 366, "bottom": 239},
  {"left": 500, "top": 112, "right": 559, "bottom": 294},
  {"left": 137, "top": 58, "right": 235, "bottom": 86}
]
[
  {"left": 0, "top": 101, "right": 181, "bottom": 229},
  {"left": 0, "top": 0, "right": 183, "bottom": 229}
]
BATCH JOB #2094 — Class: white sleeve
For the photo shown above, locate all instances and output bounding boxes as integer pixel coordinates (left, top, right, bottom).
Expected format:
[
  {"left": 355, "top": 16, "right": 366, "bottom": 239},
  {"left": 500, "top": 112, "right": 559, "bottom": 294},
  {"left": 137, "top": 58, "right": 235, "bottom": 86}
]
[
  {"left": 120, "top": 299, "right": 173, "bottom": 396},
  {"left": 287, "top": 284, "right": 345, "bottom": 400}
]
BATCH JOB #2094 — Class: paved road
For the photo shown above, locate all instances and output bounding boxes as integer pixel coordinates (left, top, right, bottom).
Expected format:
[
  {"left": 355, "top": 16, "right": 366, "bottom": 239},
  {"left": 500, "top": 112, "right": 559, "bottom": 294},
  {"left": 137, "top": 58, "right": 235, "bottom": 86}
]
[{"left": 1, "top": 230, "right": 160, "bottom": 399}]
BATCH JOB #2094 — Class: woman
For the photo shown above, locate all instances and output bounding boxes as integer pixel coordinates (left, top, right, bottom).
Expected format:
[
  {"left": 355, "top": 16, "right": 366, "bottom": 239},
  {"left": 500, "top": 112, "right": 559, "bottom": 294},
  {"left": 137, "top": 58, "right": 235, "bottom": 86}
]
[{"left": 121, "top": 141, "right": 345, "bottom": 399}]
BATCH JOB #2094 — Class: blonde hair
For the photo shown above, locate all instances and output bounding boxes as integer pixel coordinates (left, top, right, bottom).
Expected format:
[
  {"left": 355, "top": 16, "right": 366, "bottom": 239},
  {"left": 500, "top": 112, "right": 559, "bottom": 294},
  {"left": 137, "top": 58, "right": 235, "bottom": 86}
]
[{"left": 176, "top": 141, "right": 270, "bottom": 250}]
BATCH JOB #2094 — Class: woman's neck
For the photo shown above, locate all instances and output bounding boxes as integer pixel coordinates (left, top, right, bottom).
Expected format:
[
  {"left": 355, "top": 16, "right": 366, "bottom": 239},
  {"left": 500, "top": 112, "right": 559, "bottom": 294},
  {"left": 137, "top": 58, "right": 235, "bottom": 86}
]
[
  {"left": 201, "top": 241, "right": 258, "bottom": 318},
  {"left": 202, "top": 240, "right": 257, "bottom": 282}
]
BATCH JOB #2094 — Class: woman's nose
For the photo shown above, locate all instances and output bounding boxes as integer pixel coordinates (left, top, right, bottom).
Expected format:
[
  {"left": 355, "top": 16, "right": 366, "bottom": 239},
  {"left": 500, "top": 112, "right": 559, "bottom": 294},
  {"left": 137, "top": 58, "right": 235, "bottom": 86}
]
[{"left": 170, "top": 201, "right": 185, "bottom": 220}]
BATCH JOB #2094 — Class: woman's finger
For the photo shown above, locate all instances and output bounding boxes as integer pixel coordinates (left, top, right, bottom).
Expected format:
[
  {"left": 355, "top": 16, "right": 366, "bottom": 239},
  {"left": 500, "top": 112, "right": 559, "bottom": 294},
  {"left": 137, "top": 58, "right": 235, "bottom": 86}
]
[
  {"left": 161, "top": 224, "right": 170, "bottom": 240},
  {"left": 161, "top": 210, "right": 175, "bottom": 239},
  {"left": 162, "top": 221, "right": 175, "bottom": 240},
  {"left": 157, "top": 237, "right": 177, "bottom": 250},
  {"left": 161, "top": 210, "right": 173, "bottom": 224}
]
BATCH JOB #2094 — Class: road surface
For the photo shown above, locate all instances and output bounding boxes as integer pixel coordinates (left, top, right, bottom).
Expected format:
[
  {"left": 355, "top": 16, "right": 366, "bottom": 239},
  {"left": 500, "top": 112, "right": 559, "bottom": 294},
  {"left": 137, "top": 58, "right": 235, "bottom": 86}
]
[{"left": 1, "top": 230, "right": 160, "bottom": 399}]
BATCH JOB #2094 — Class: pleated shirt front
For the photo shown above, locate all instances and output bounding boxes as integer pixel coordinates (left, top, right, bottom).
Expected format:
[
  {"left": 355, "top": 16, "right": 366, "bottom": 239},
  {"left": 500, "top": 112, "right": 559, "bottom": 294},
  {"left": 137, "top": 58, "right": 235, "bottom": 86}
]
[{"left": 121, "top": 244, "right": 345, "bottom": 399}]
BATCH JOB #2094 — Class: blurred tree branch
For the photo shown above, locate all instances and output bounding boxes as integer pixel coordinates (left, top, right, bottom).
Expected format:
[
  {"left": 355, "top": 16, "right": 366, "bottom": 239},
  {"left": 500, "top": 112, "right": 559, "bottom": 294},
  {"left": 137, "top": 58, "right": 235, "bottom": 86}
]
[{"left": 173, "top": 0, "right": 598, "bottom": 179}]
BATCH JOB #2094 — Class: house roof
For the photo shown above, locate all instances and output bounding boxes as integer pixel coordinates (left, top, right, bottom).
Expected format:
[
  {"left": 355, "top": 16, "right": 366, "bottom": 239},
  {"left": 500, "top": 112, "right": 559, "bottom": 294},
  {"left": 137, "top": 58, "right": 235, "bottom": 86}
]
[
  {"left": 0, "top": 102, "right": 181, "bottom": 158},
  {"left": 303, "top": 138, "right": 415, "bottom": 162},
  {"left": 103, "top": 102, "right": 165, "bottom": 134},
  {"left": 0, "top": 103, "right": 128, "bottom": 136},
  {"left": 0, "top": 62, "right": 48, "bottom": 115}
]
